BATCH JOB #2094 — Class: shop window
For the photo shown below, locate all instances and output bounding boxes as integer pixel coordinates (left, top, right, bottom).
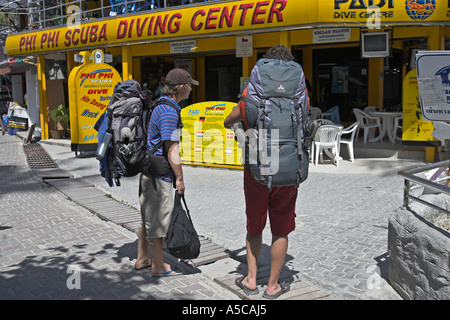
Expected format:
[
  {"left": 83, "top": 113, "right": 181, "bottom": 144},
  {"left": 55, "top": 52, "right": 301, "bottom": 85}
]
[
  {"left": 205, "top": 55, "right": 242, "bottom": 102},
  {"left": 313, "top": 47, "right": 368, "bottom": 123},
  {"left": 140, "top": 57, "right": 173, "bottom": 97},
  {"left": 383, "top": 48, "right": 403, "bottom": 111}
]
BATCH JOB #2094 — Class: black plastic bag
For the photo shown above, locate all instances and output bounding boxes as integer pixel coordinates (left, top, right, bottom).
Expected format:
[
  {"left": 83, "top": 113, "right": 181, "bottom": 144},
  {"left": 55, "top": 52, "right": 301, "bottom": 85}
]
[{"left": 166, "top": 193, "right": 200, "bottom": 259}]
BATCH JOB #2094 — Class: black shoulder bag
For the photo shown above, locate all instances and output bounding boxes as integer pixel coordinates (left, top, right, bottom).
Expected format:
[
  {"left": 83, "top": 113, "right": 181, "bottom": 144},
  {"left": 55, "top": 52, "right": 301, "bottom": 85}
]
[{"left": 166, "top": 193, "right": 201, "bottom": 260}]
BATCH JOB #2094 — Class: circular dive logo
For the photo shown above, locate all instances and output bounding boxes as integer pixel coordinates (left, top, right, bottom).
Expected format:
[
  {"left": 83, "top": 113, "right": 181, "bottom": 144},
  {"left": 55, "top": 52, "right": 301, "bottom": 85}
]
[{"left": 405, "top": 0, "right": 436, "bottom": 20}]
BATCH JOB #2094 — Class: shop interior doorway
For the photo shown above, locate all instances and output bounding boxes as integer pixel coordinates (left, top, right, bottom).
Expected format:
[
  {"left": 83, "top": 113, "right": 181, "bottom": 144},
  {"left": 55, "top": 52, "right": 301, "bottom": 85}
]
[{"left": 205, "top": 55, "right": 242, "bottom": 102}]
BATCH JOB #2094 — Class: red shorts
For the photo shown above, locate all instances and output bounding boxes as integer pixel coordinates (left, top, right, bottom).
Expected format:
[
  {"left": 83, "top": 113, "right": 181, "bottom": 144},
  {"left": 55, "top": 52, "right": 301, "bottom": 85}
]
[{"left": 243, "top": 168, "right": 297, "bottom": 236}]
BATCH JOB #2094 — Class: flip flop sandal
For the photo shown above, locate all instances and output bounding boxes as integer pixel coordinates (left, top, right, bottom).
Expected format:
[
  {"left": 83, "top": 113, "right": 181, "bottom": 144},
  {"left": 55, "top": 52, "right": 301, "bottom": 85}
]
[
  {"left": 235, "top": 276, "right": 259, "bottom": 295},
  {"left": 262, "top": 281, "right": 290, "bottom": 299},
  {"left": 134, "top": 261, "right": 151, "bottom": 271},
  {"left": 152, "top": 269, "right": 183, "bottom": 278}
]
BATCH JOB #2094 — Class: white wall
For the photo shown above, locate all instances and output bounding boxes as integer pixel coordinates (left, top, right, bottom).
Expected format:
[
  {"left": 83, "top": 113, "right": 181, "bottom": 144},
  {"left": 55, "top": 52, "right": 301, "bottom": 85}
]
[{"left": 25, "top": 68, "right": 40, "bottom": 135}]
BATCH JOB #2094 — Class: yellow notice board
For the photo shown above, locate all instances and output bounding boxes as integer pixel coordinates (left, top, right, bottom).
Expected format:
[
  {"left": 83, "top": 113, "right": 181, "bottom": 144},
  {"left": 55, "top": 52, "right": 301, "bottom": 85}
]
[
  {"left": 68, "top": 50, "right": 122, "bottom": 153},
  {"left": 180, "top": 101, "right": 242, "bottom": 168},
  {"left": 402, "top": 68, "right": 438, "bottom": 146}
]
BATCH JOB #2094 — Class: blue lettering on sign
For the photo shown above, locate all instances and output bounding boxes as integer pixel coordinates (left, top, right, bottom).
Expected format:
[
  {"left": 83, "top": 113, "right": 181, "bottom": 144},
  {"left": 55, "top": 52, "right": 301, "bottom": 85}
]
[
  {"left": 82, "top": 134, "right": 95, "bottom": 142},
  {"left": 81, "top": 109, "right": 100, "bottom": 118},
  {"left": 189, "top": 109, "right": 199, "bottom": 115}
]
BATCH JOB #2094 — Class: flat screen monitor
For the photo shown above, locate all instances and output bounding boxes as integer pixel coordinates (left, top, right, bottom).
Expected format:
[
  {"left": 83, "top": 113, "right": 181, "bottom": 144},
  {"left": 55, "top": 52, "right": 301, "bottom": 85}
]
[{"left": 361, "top": 32, "right": 390, "bottom": 58}]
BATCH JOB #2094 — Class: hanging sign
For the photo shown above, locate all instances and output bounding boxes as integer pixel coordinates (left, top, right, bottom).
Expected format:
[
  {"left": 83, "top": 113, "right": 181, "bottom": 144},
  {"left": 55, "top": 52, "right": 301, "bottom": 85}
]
[
  {"left": 236, "top": 36, "right": 253, "bottom": 57},
  {"left": 313, "top": 28, "right": 351, "bottom": 44},
  {"left": 416, "top": 50, "right": 450, "bottom": 122},
  {"left": 402, "top": 68, "right": 438, "bottom": 146}
]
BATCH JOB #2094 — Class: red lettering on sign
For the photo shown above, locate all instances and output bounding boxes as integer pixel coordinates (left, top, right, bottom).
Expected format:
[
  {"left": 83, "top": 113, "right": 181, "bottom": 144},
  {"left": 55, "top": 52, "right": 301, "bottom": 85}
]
[
  {"left": 87, "top": 89, "right": 108, "bottom": 94},
  {"left": 19, "top": 35, "right": 37, "bottom": 52},
  {"left": 238, "top": 3, "right": 254, "bottom": 26},
  {"left": 253, "top": 1, "right": 270, "bottom": 24},
  {"left": 205, "top": 7, "right": 221, "bottom": 30},
  {"left": 64, "top": 24, "right": 107, "bottom": 47},
  {"left": 268, "top": 0, "right": 286, "bottom": 23},
  {"left": 190, "top": 0, "right": 285, "bottom": 32},
  {"left": 191, "top": 10, "right": 205, "bottom": 31},
  {"left": 219, "top": 5, "right": 236, "bottom": 28}
]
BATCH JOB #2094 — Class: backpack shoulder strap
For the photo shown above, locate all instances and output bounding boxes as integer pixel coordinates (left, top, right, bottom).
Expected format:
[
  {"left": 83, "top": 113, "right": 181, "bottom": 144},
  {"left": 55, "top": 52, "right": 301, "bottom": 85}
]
[
  {"left": 151, "top": 97, "right": 182, "bottom": 129},
  {"left": 146, "top": 98, "right": 182, "bottom": 156}
]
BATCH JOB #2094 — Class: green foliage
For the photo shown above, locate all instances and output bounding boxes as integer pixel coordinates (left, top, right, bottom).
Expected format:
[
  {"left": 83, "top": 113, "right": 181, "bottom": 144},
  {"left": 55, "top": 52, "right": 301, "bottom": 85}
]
[{"left": 49, "top": 105, "right": 69, "bottom": 127}]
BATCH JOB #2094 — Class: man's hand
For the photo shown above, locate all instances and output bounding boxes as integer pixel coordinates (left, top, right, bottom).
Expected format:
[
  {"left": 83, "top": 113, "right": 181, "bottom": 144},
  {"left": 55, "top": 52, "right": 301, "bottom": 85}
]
[{"left": 175, "top": 177, "right": 185, "bottom": 195}]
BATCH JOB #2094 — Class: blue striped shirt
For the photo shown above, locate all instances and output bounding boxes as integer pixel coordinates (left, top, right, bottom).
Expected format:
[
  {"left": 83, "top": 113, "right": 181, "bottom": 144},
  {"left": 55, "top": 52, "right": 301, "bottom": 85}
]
[{"left": 147, "top": 96, "right": 181, "bottom": 182}]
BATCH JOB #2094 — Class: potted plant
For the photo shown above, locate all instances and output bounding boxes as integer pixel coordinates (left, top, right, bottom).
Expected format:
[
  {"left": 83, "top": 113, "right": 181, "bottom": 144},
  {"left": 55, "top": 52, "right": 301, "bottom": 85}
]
[{"left": 49, "top": 104, "right": 69, "bottom": 138}]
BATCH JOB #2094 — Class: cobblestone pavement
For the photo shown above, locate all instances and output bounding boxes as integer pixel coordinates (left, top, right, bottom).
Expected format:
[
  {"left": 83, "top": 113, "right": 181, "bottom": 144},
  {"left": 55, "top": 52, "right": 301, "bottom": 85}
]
[
  {"left": 0, "top": 133, "right": 428, "bottom": 300},
  {"left": 36, "top": 137, "right": 428, "bottom": 300},
  {"left": 0, "top": 134, "right": 239, "bottom": 300}
]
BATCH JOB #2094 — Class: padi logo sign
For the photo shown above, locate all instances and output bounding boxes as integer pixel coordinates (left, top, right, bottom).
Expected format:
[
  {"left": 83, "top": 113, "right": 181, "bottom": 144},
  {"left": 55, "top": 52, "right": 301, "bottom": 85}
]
[
  {"left": 405, "top": 0, "right": 436, "bottom": 21},
  {"left": 334, "top": 0, "right": 439, "bottom": 21},
  {"left": 334, "top": 0, "right": 395, "bottom": 22},
  {"left": 334, "top": 0, "right": 394, "bottom": 10}
]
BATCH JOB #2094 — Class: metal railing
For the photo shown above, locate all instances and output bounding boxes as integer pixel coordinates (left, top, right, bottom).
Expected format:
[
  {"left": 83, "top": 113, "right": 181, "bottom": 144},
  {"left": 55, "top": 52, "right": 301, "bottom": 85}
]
[
  {"left": 26, "top": 0, "right": 220, "bottom": 30},
  {"left": 397, "top": 160, "right": 450, "bottom": 216}
]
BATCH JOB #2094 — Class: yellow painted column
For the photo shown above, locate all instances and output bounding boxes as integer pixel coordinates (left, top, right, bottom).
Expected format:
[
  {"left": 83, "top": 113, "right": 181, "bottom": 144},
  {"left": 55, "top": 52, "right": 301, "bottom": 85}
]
[
  {"left": 280, "top": 31, "right": 291, "bottom": 50},
  {"left": 122, "top": 46, "right": 132, "bottom": 80},
  {"left": 428, "top": 26, "right": 444, "bottom": 51},
  {"left": 66, "top": 52, "right": 75, "bottom": 75},
  {"left": 368, "top": 57, "right": 384, "bottom": 108},
  {"left": 425, "top": 26, "right": 445, "bottom": 161},
  {"left": 37, "top": 55, "right": 48, "bottom": 140},
  {"left": 132, "top": 57, "right": 141, "bottom": 83},
  {"left": 197, "top": 55, "right": 205, "bottom": 102},
  {"left": 242, "top": 57, "right": 251, "bottom": 78}
]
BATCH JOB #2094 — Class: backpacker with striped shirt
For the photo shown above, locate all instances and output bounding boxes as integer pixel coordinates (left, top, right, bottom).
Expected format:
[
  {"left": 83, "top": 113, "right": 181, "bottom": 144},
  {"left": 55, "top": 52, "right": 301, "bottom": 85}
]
[
  {"left": 95, "top": 79, "right": 151, "bottom": 186},
  {"left": 95, "top": 79, "right": 182, "bottom": 187}
]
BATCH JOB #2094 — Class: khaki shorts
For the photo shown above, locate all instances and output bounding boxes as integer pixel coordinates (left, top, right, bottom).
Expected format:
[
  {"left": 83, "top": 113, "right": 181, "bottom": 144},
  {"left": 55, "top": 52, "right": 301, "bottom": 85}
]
[{"left": 139, "top": 173, "right": 174, "bottom": 238}]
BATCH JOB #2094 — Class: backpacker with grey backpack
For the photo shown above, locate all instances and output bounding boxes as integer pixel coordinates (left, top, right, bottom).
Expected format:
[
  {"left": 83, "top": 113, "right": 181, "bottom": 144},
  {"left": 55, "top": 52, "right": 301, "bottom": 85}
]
[
  {"left": 237, "top": 58, "right": 312, "bottom": 190},
  {"left": 95, "top": 79, "right": 181, "bottom": 187},
  {"left": 96, "top": 79, "right": 152, "bottom": 187}
]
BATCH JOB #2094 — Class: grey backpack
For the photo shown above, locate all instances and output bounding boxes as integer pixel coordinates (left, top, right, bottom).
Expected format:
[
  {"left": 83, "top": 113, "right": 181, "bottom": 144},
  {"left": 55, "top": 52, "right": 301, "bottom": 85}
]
[
  {"left": 238, "top": 58, "right": 310, "bottom": 190},
  {"left": 106, "top": 79, "right": 152, "bottom": 186}
]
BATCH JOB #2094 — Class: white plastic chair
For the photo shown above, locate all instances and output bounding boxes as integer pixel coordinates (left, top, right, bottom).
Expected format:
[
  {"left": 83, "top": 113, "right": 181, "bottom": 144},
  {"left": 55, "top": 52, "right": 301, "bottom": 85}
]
[
  {"left": 393, "top": 115, "right": 403, "bottom": 142},
  {"left": 363, "top": 106, "right": 379, "bottom": 113},
  {"left": 309, "top": 107, "right": 322, "bottom": 120},
  {"left": 339, "top": 121, "right": 360, "bottom": 162},
  {"left": 320, "top": 119, "right": 334, "bottom": 125},
  {"left": 312, "top": 125, "right": 342, "bottom": 167},
  {"left": 352, "top": 108, "right": 382, "bottom": 144}
]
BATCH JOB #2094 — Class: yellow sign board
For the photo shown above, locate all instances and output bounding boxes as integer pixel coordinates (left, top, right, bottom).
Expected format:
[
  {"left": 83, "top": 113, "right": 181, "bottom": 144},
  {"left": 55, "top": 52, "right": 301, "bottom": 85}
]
[
  {"left": 180, "top": 101, "right": 242, "bottom": 168},
  {"left": 6, "top": 0, "right": 450, "bottom": 56},
  {"left": 402, "top": 68, "right": 438, "bottom": 146},
  {"left": 68, "top": 50, "right": 122, "bottom": 153}
]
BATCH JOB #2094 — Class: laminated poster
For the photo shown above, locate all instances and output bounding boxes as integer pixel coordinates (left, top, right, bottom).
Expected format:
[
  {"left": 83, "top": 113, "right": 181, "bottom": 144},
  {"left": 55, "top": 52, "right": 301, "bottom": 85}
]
[{"left": 180, "top": 101, "right": 242, "bottom": 168}]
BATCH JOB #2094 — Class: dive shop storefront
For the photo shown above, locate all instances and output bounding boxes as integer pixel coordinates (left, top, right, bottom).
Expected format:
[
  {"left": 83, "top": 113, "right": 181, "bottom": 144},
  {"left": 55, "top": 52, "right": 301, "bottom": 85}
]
[{"left": 4, "top": 0, "right": 450, "bottom": 160}]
